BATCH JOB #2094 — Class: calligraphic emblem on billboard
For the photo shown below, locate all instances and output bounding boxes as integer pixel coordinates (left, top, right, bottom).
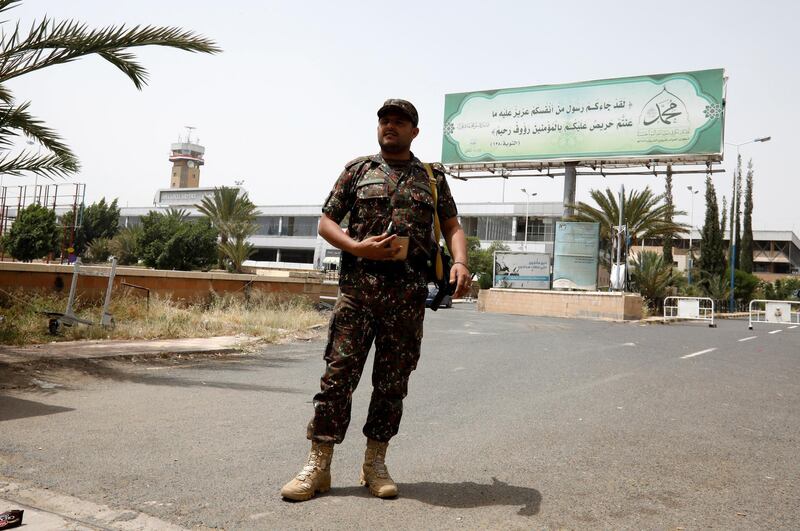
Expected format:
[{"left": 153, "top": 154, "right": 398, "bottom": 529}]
[{"left": 442, "top": 69, "right": 724, "bottom": 164}]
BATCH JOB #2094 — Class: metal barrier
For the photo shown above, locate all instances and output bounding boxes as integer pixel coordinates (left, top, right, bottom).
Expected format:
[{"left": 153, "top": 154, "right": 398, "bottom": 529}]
[
  {"left": 663, "top": 296, "right": 716, "bottom": 327},
  {"left": 43, "top": 258, "right": 117, "bottom": 334},
  {"left": 748, "top": 299, "right": 800, "bottom": 330}
]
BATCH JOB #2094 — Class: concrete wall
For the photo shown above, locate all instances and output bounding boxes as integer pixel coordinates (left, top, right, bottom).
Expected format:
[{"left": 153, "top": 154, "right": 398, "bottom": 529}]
[
  {"left": 0, "top": 262, "right": 338, "bottom": 303},
  {"left": 478, "top": 288, "right": 643, "bottom": 321}
]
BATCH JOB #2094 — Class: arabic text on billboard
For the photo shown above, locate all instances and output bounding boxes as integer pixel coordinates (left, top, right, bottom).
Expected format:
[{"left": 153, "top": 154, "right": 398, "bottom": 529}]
[
  {"left": 552, "top": 222, "right": 600, "bottom": 291},
  {"left": 442, "top": 69, "right": 724, "bottom": 164},
  {"left": 494, "top": 252, "right": 551, "bottom": 290}
]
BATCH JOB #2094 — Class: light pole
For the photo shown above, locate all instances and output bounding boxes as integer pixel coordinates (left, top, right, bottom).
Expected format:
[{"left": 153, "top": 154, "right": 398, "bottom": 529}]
[
  {"left": 725, "top": 136, "right": 771, "bottom": 312},
  {"left": 520, "top": 188, "right": 537, "bottom": 250},
  {"left": 687, "top": 185, "right": 698, "bottom": 285}
]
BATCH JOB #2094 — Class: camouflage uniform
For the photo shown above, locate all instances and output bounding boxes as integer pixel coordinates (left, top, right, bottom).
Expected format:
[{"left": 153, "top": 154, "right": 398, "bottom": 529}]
[{"left": 308, "top": 153, "right": 458, "bottom": 444}]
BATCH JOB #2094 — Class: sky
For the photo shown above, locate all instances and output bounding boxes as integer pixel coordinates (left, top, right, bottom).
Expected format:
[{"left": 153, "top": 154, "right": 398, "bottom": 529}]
[{"left": 5, "top": 0, "right": 799, "bottom": 233}]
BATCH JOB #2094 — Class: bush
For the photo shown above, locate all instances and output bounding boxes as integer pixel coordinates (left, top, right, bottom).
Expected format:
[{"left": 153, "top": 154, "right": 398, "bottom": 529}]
[
  {"left": 2, "top": 204, "right": 60, "bottom": 261},
  {"left": 74, "top": 198, "right": 120, "bottom": 256},
  {"left": 109, "top": 226, "right": 142, "bottom": 265},
  {"left": 729, "top": 269, "right": 760, "bottom": 302},
  {"left": 138, "top": 210, "right": 218, "bottom": 270},
  {"left": 760, "top": 277, "right": 800, "bottom": 301},
  {"left": 85, "top": 237, "right": 112, "bottom": 263}
]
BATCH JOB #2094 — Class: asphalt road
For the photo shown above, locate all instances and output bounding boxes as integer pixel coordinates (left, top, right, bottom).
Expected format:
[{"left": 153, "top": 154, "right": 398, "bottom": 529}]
[{"left": 1, "top": 306, "right": 799, "bottom": 530}]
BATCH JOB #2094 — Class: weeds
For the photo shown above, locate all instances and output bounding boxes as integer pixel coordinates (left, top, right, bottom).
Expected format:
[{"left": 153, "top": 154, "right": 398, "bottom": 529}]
[{"left": 0, "top": 289, "right": 327, "bottom": 345}]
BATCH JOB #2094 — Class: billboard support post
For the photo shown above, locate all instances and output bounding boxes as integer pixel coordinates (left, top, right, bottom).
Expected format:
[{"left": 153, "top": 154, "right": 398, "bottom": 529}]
[{"left": 562, "top": 162, "right": 577, "bottom": 219}]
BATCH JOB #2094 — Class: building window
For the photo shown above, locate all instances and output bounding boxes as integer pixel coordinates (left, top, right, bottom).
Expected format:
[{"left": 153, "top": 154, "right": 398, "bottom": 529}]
[
  {"left": 280, "top": 248, "right": 314, "bottom": 263},
  {"left": 283, "top": 216, "right": 318, "bottom": 237},
  {"left": 515, "top": 217, "right": 553, "bottom": 242},
  {"left": 461, "top": 217, "right": 479, "bottom": 237},
  {"left": 255, "top": 216, "right": 281, "bottom": 236},
  {"left": 478, "top": 217, "right": 513, "bottom": 241},
  {"left": 252, "top": 248, "right": 278, "bottom": 261}
]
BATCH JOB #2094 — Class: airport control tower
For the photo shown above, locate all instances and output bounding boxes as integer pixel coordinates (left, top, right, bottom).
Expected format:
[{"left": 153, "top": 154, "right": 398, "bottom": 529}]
[{"left": 169, "top": 126, "right": 205, "bottom": 188}]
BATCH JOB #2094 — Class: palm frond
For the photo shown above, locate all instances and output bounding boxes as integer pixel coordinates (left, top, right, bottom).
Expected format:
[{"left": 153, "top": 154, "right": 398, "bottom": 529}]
[
  {"left": 571, "top": 185, "right": 690, "bottom": 245},
  {"left": 0, "top": 0, "right": 21, "bottom": 16},
  {"left": 0, "top": 149, "right": 77, "bottom": 178},
  {"left": 0, "top": 19, "right": 221, "bottom": 87},
  {"left": 0, "top": 99, "right": 75, "bottom": 159}
]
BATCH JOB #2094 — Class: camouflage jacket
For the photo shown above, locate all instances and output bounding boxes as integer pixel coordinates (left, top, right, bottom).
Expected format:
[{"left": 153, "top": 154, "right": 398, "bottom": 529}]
[{"left": 322, "top": 153, "right": 458, "bottom": 289}]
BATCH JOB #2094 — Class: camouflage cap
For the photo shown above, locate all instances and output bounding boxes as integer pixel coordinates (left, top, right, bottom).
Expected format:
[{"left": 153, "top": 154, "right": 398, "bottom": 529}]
[{"left": 377, "top": 99, "right": 419, "bottom": 126}]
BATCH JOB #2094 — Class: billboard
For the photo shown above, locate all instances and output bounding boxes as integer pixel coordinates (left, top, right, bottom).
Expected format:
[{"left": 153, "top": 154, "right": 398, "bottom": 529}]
[
  {"left": 552, "top": 222, "right": 600, "bottom": 291},
  {"left": 442, "top": 69, "right": 724, "bottom": 164},
  {"left": 493, "top": 251, "right": 551, "bottom": 289}
]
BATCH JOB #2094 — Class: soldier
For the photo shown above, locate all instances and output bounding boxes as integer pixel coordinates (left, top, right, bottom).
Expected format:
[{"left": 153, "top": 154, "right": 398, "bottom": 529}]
[{"left": 281, "top": 99, "right": 470, "bottom": 501}]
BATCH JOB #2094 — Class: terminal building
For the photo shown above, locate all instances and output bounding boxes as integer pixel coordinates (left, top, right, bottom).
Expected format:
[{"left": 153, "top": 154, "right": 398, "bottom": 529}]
[{"left": 115, "top": 137, "right": 800, "bottom": 279}]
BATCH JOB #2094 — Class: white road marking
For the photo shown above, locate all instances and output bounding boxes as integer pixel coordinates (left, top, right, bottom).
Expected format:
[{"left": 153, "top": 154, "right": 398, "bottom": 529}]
[
  {"left": 738, "top": 336, "right": 757, "bottom": 342},
  {"left": 680, "top": 347, "right": 717, "bottom": 359},
  {"left": 789, "top": 325, "right": 798, "bottom": 329},
  {"left": 769, "top": 329, "right": 782, "bottom": 335}
]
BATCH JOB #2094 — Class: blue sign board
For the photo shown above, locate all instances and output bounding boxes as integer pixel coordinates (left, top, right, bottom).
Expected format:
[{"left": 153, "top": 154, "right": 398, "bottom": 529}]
[{"left": 552, "top": 222, "right": 600, "bottom": 291}]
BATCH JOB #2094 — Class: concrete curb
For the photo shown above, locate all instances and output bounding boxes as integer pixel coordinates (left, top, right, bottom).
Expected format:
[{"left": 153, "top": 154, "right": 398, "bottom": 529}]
[
  {"left": 0, "top": 335, "right": 260, "bottom": 365},
  {"left": 1, "top": 479, "right": 186, "bottom": 530}
]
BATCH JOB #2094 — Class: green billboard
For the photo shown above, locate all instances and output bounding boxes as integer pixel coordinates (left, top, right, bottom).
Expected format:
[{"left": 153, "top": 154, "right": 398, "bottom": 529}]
[{"left": 442, "top": 69, "right": 724, "bottom": 164}]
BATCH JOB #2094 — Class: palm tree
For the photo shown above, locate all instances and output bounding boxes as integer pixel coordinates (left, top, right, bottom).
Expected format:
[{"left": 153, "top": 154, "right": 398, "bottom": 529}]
[
  {"left": 0, "top": 0, "right": 220, "bottom": 179},
  {"left": 109, "top": 225, "right": 142, "bottom": 265},
  {"left": 220, "top": 238, "right": 256, "bottom": 274},
  {"left": 571, "top": 186, "right": 690, "bottom": 266},
  {"left": 196, "top": 187, "right": 258, "bottom": 269},
  {"left": 630, "top": 251, "right": 672, "bottom": 310},
  {"left": 164, "top": 207, "right": 190, "bottom": 223}
]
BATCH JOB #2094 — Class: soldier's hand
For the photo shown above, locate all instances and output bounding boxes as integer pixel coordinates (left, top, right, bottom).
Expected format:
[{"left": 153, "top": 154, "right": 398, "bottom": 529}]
[
  {"left": 354, "top": 233, "right": 400, "bottom": 260},
  {"left": 450, "top": 262, "right": 471, "bottom": 298}
]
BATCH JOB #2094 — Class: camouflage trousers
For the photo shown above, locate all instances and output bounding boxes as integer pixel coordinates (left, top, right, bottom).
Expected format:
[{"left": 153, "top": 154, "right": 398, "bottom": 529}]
[{"left": 307, "top": 280, "right": 427, "bottom": 444}]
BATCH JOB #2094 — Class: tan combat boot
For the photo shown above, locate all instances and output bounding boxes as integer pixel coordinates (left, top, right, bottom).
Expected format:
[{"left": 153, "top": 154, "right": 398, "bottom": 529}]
[
  {"left": 280, "top": 441, "right": 334, "bottom": 501},
  {"left": 360, "top": 438, "right": 398, "bottom": 498}
]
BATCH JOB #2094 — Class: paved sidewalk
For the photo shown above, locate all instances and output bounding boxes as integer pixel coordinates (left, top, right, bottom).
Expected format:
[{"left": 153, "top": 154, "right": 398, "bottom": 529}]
[{"left": 0, "top": 335, "right": 259, "bottom": 365}]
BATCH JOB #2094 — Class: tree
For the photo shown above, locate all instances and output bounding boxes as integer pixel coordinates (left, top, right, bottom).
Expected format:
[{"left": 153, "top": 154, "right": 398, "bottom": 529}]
[
  {"left": 697, "top": 175, "right": 726, "bottom": 278},
  {"left": 220, "top": 239, "right": 255, "bottom": 273},
  {"left": 662, "top": 166, "right": 674, "bottom": 265},
  {"left": 196, "top": 187, "right": 258, "bottom": 270},
  {"left": 730, "top": 154, "right": 743, "bottom": 269},
  {"left": 0, "top": 0, "right": 220, "bottom": 179},
  {"left": 472, "top": 240, "right": 510, "bottom": 289},
  {"left": 158, "top": 219, "right": 218, "bottom": 271},
  {"left": 740, "top": 159, "right": 755, "bottom": 273},
  {"left": 2, "top": 203, "right": 58, "bottom": 261},
  {"left": 74, "top": 197, "right": 120, "bottom": 255},
  {"left": 138, "top": 209, "right": 217, "bottom": 271},
  {"left": 571, "top": 186, "right": 689, "bottom": 266},
  {"left": 138, "top": 211, "right": 217, "bottom": 271}
]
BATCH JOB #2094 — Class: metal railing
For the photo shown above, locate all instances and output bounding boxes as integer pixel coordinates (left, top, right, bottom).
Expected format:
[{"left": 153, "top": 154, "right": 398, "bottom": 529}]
[
  {"left": 663, "top": 296, "right": 716, "bottom": 327},
  {"left": 748, "top": 299, "right": 800, "bottom": 330}
]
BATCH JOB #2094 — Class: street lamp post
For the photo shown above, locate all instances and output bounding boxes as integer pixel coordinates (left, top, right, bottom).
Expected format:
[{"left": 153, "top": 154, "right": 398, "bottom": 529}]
[
  {"left": 687, "top": 185, "right": 698, "bottom": 285},
  {"left": 520, "top": 188, "right": 537, "bottom": 250},
  {"left": 725, "top": 136, "right": 771, "bottom": 313}
]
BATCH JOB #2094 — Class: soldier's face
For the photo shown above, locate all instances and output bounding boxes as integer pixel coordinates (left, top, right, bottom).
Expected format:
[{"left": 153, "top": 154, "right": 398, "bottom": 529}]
[{"left": 377, "top": 113, "right": 419, "bottom": 154}]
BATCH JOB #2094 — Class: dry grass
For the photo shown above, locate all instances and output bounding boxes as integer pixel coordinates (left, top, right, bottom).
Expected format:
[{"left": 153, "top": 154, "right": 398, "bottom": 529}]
[{"left": 0, "top": 289, "right": 327, "bottom": 345}]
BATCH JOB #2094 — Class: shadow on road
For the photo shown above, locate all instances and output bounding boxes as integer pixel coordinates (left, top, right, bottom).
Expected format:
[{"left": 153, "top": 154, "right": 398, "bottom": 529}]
[
  {"left": 0, "top": 355, "right": 306, "bottom": 395},
  {"left": 332, "top": 477, "right": 542, "bottom": 516},
  {"left": 0, "top": 395, "right": 74, "bottom": 421}
]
